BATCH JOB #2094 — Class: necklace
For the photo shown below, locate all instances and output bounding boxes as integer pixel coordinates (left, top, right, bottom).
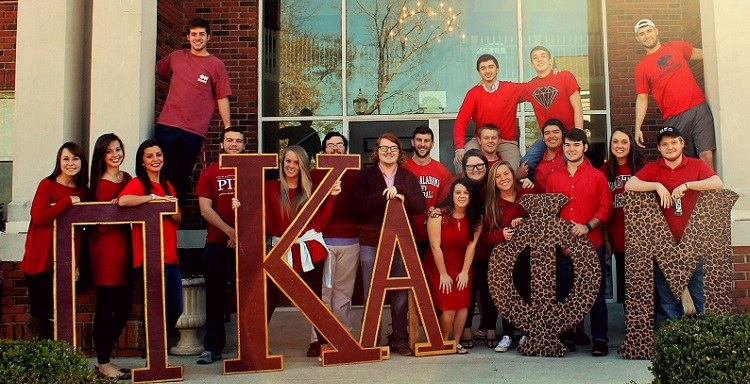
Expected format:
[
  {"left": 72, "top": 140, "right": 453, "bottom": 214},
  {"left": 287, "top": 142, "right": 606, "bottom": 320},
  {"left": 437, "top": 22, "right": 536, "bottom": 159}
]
[{"left": 103, "top": 171, "right": 122, "bottom": 183}]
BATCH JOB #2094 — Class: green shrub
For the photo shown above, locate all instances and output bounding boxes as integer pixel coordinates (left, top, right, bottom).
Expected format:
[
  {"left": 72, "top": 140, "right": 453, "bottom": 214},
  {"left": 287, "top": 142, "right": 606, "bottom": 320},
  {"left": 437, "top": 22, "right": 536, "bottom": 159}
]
[
  {"left": 0, "top": 339, "right": 116, "bottom": 383},
  {"left": 650, "top": 311, "right": 750, "bottom": 383}
]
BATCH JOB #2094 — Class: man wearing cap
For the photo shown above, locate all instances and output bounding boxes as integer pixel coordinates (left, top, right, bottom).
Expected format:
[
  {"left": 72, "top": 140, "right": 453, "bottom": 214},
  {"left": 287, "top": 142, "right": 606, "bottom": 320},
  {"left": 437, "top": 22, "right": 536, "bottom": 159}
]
[
  {"left": 633, "top": 18, "right": 716, "bottom": 170},
  {"left": 625, "top": 126, "right": 722, "bottom": 319}
]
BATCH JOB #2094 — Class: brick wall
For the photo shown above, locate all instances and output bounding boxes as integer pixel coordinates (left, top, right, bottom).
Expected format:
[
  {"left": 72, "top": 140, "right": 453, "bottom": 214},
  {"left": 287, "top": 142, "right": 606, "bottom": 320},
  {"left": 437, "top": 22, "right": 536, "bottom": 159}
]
[
  {"left": 605, "top": 0, "right": 703, "bottom": 160},
  {"left": 1, "top": 261, "right": 146, "bottom": 357},
  {"left": 732, "top": 247, "right": 750, "bottom": 314},
  {"left": 0, "top": 1, "right": 17, "bottom": 90},
  {"left": 156, "top": 1, "right": 260, "bottom": 229}
]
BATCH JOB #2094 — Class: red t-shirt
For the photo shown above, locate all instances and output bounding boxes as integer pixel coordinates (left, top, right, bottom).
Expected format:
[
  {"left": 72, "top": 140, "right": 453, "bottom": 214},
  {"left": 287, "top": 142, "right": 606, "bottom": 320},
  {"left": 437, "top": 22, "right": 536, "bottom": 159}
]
[
  {"left": 635, "top": 41, "right": 705, "bottom": 120},
  {"left": 600, "top": 163, "right": 637, "bottom": 253},
  {"left": 119, "top": 179, "right": 180, "bottom": 267},
  {"left": 533, "top": 148, "right": 564, "bottom": 194},
  {"left": 633, "top": 156, "right": 716, "bottom": 243},
  {"left": 195, "top": 162, "right": 236, "bottom": 243},
  {"left": 522, "top": 70, "right": 581, "bottom": 130},
  {"left": 21, "top": 178, "right": 87, "bottom": 275},
  {"left": 454, "top": 82, "right": 524, "bottom": 149},
  {"left": 156, "top": 50, "right": 232, "bottom": 137},
  {"left": 405, "top": 158, "right": 452, "bottom": 241},
  {"left": 547, "top": 159, "right": 612, "bottom": 248}
]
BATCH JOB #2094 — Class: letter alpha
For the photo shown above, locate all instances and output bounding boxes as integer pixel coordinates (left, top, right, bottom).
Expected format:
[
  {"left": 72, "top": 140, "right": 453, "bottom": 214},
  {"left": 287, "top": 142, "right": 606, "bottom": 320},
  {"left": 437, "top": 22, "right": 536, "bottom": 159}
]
[{"left": 359, "top": 199, "right": 454, "bottom": 356}]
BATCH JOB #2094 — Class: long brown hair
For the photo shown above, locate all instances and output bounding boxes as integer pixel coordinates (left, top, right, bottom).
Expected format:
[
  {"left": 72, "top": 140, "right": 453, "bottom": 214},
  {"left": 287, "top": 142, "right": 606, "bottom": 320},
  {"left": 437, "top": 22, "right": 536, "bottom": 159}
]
[
  {"left": 279, "top": 145, "right": 313, "bottom": 219},
  {"left": 484, "top": 161, "right": 517, "bottom": 231},
  {"left": 89, "top": 133, "right": 124, "bottom": 200},
  {"left": 434, "top": 178, "right": 483, "bottom": 241},
  {"left": 369, "top": 133, "right": 407, "bottom": 167},
  {"left": 604, "top": 127, "right": 647, "bottom": 182},
  {"left": 47, "top": 142, "right": 89, "bottom": 189}
]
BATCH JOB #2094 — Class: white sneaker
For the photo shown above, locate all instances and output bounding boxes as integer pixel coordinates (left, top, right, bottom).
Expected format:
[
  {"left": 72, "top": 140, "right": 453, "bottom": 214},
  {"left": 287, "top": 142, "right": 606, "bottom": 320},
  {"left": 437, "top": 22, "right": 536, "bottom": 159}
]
[
  {"left": 494, "top": 336, "right": 512, "bottom": 352},
  {"left": 518, "top": 336, "right": 529, "bottom": 347}
]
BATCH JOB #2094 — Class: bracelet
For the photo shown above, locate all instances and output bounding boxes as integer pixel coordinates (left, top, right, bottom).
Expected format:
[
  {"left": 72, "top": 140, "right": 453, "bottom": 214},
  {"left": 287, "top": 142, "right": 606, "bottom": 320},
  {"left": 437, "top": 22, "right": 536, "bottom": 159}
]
[
  {"left": 151, "top": 193, "right": 156, "bottom": 201},
  {"left": 584, "top": 222, "right": 592, "bottom": 231},
  {"left": 683, "top": 182, "right": 689, "bottom": 190}
]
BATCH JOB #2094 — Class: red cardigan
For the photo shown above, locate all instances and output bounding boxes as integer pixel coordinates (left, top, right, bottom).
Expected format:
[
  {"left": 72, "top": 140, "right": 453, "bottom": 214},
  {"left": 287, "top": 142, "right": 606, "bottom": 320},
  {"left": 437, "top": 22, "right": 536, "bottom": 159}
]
[
  {"left": 264, "top": 179, "right": 336, "bottom": 271},
  {"left": 21, "top": 178, "right": 87, "bottom": 275}
]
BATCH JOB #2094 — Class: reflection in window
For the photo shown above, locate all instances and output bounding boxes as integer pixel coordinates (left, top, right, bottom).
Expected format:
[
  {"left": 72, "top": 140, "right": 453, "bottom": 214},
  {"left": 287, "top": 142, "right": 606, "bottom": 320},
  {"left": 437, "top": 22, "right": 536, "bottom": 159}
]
[
  {"left": 347, "top": 0, "right": 517, "bottom": 115},
  {"left": 262, "top": 120, "right": 343, "bottom": 167},
  {"left": 263, "top": 0, "right": 345, "bottom": 117}
]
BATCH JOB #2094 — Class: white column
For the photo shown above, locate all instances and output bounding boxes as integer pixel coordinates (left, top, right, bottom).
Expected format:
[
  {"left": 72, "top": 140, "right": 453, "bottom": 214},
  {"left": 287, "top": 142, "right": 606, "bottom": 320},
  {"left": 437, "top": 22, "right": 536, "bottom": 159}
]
[
  {"left": 4, "top": 0, "right": 85, "bottom": 243},
  {"left": 701, "top": 0, "right": 750, "bottom": 244},
  {"left": 89, "top": 0, "right": 157, "bottom": 172}
]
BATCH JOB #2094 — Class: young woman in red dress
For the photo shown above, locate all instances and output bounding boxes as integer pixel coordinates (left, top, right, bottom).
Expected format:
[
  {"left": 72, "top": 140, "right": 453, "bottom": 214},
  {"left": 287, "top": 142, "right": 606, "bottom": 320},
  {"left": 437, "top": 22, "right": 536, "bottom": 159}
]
[
  {"left": 118, "top": 139, "right": 183, "bottom": 334},
  {"left": 601, "top": 127, "right": 647, "bottom": 303},
  {"left": 263, "top": 145, "right": 341, "bottom": 357},
  {"left": 482, "top": 161, "right": 533, "bottom": 352},
  {"left": 21, "top": 142, "right": 88, "bottom": 340},
  {"left": 423, "top": 178, "right": 483, "bottom": 354},
  {"left": 88, "top": 133, "right": 133, "bottom": 380}
]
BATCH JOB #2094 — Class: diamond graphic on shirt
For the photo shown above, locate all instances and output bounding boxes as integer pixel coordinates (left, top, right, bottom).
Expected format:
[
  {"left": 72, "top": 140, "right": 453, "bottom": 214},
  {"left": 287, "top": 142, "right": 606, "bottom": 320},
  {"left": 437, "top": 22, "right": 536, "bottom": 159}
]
[
  {"left": 532, "top": 86, "right": 559, "bottom": 110},
  {"left": 197, "top": 74, "right": 209, "bottom": 84}
]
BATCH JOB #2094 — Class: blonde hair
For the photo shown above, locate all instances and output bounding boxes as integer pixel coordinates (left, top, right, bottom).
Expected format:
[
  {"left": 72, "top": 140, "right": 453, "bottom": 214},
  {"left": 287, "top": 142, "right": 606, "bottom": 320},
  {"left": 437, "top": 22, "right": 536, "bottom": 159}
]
[
  {"left": 484, "top": 161, "right": 517, "bottom": 231},
  {"left": 279, "top": 145, "right": 313, "bottom": 219}
]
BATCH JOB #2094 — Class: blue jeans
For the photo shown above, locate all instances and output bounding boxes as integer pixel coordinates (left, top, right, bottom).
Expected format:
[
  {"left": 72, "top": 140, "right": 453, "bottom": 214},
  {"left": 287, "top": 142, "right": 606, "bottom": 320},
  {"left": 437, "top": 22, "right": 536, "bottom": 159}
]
[
  {"left": 654, "top": 258, "right": 704, "bottom": 320},
  {"left": 519, "top": 137, "right": 547, "bottom": 182},
  {"left": 557, "top": 245, "right": 609, "bottom": 343},
  {"left": 164, "top": 262, "right": 184, "bottom": 331},
  {"left": 360, "top": 245, "right": 408, "bottom": 348}
]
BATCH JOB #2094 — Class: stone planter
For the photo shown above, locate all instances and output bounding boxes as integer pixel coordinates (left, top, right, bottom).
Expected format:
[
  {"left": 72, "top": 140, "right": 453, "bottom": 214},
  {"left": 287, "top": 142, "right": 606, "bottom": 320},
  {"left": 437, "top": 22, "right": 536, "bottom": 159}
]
[{"left": 169, "top": 277, "right": 206, "bottom": 356}]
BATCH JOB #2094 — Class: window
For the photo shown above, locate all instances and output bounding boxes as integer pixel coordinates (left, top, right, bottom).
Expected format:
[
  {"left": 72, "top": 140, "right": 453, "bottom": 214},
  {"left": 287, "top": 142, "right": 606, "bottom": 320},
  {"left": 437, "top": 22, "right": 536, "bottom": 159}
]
[
  {"left": 261, "top": 0, "right": 609, "bottom": 166},
  {"left": 0, "top": 92, "right": 13, "bottom": 227}
]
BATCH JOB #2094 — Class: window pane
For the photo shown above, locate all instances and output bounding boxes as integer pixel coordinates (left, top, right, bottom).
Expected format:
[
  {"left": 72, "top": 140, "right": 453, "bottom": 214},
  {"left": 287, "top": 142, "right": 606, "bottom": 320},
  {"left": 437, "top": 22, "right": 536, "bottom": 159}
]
[
  {"left": 521, "top": 0, "right": 605, "bottom": 113},
  {"left": 261, "top": 119, "right": 342, "bottom": 165},
  {"left": 262, "top": 0, "right": 343, "bottom": 117},
  {"left": 0, "top": 93, "right": 13, "bottom": 158},
  {"left": 346, "top": 0, "right": 517, "bottom": 115}
]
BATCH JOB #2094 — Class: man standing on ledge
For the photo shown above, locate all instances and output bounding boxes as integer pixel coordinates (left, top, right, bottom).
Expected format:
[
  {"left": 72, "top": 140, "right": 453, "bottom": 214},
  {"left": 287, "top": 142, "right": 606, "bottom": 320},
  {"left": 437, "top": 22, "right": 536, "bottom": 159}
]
[
  {"left": 633, "top": 18, "right": 716, "bottom": 169},
  {"left": 156, "top": 18, "right": 232, "bottom": 208},
  {"left": 625, "top": 126, "right": 722, "bottom": 319},
  {"left": 454, "top": 54, "right": 524, "bottom": 173}
]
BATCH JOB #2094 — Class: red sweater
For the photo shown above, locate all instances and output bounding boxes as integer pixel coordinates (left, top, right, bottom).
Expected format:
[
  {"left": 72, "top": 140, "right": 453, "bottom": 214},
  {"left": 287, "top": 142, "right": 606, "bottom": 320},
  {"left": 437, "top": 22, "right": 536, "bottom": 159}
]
[
  {"left": 21, "top": 178, "right": 87, "bottom": 275},
  {"left": 479, "top": 189, "right": 532, "bottom": 259},
  {"left": 264, "top": 179, "right": 336, "bottom": 270},
  {"left": 119, "top": 179, "right": 180, "bottom": 267},
  {"left": 89, "top": 174, "right": 133, "bottom": 286},
  {"left": 454, "top": 82, "right": 524, "bottom": 149}
]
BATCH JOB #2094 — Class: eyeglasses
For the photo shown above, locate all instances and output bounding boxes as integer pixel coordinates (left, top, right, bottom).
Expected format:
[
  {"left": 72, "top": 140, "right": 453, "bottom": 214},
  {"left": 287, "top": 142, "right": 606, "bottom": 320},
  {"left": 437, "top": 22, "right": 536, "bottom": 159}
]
[
  {"left": 464, "top": 163, "right": 486, "bottom": 171},
  {"left": 326, "top": 143, "right": 345, "bottom": 149},
  {"left": 378, "top": 145, "right": 400, "bottom": 153}
]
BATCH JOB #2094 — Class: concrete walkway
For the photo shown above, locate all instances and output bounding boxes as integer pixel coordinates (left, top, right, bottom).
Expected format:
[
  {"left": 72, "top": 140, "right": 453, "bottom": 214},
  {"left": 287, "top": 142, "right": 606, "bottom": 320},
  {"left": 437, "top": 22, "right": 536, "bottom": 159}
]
[{"left": 93, "top": 304, "right": 653, "bottom": 383}]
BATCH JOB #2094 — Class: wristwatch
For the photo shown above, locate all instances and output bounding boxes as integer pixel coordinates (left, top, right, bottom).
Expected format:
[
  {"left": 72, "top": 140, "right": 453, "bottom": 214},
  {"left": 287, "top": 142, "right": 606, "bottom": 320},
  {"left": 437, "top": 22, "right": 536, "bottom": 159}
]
[{"left": 151, "top": 193, "right": 156, "bottom": 201}]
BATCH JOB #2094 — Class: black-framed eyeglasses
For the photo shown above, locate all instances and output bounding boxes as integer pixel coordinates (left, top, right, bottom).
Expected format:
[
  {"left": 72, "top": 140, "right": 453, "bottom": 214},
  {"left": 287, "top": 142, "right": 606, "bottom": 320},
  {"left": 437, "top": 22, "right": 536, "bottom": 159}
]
[
  {"left": 464, "top": 163, "right": 486, "bottom": 171},
  {"left": 326, "top": 143, "right": 345, "bottom": 149},
  {"left": 378, "top": 145, "right": 400, "bottom": 153}
]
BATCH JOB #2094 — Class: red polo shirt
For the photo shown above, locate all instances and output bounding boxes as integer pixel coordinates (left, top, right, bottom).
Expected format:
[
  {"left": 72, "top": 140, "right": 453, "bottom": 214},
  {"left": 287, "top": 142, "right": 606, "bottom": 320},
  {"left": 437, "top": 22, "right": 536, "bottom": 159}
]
[
  {"left": 547, "top": 158, "right": 612, "bottom": 248},
  {"left": 633, "top": 156, "right": 716, "bottom": 243},
  {"left": 533, "top": 148, "right": 564, "bottom": 194}
]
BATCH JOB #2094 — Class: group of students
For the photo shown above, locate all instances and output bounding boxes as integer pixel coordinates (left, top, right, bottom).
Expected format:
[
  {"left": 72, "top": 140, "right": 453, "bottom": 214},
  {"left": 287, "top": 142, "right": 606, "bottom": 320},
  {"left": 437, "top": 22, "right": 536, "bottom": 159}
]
[{"left": 21, "top": 135, "right": 182, "bottom": 380}]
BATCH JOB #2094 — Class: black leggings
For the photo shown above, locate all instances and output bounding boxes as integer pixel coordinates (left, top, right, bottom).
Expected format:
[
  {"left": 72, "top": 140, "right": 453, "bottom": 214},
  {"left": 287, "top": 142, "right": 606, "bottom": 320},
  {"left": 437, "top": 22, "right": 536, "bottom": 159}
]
[
  {"left": 25, "top": 271, "right": 54, "bottom": 339},
  {"left": 94, "top": 284, "right": 133, "bottom": 364}
]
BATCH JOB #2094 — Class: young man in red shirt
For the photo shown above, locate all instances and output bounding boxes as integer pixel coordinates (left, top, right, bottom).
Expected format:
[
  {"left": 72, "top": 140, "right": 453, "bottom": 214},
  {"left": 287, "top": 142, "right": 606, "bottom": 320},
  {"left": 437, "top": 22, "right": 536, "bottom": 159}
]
[
  {"left": 155, "top": 18, "right": 233, "bottom": 208},
  {"left": 194, "top": 127, "right": 244, "bottom": 364},
  {"left": 546, "top": 129, "right": 612, "bottom": 356},
  {"left": 520, "top": 46, "right": 584, "bottom": 180},
  {"left": 625, "top": 126, "right": 722, "bottom": 319},
  {"left": 454, "top": 54, "right": 524, "bottom": 173},
  {"left": 532, "top": 119, "right": 565, "bottom": 193},
  {"left": 405, "top": 126, "right": 451, "bottom": 259},
  {"left": 633, "top": 18, "right": 716, "bottom": 169}
]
